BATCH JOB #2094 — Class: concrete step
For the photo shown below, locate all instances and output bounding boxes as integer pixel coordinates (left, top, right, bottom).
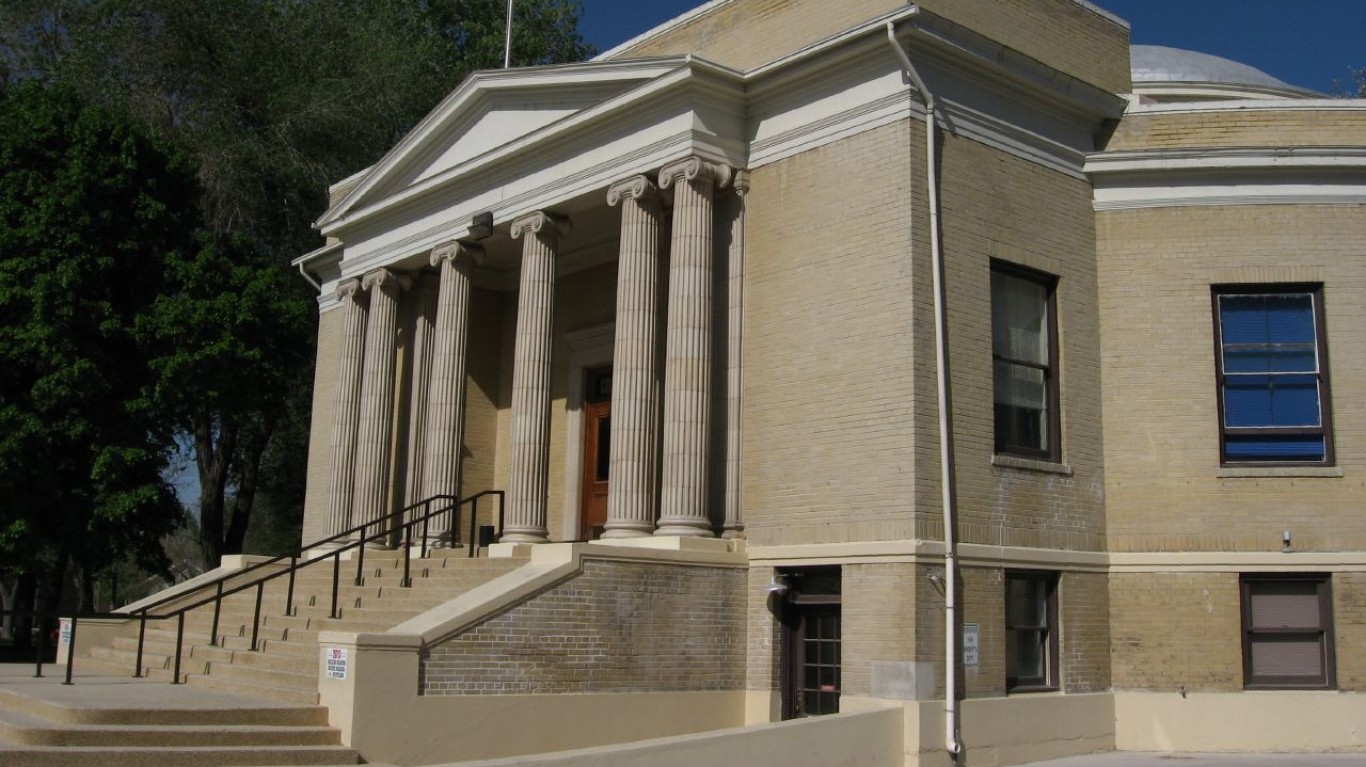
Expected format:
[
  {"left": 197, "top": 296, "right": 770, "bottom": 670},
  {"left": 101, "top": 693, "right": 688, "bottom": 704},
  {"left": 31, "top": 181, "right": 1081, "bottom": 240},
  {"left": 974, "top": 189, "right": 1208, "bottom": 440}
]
[
  {"left": 0, "top": 744, "right": 357, "bottom": 767},
  {"left": 0, "top": 708, "right": 339, "bottom": 748},
  {"left": 203, "top": 661, "right": 317, "bottom": 692},
  {"left": 181, "top": 672, "right": 320, "bottom": 705},
  {"left": 0, "top": 680, "right": 329, "bottom": 728}
]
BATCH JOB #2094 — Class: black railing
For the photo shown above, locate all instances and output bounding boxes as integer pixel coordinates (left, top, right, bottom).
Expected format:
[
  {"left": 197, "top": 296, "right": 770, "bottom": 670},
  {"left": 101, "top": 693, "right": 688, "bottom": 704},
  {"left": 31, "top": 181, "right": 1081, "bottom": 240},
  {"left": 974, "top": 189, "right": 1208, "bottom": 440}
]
[{"left": 58, "top": 490, "right": 504, "bottom": 684}]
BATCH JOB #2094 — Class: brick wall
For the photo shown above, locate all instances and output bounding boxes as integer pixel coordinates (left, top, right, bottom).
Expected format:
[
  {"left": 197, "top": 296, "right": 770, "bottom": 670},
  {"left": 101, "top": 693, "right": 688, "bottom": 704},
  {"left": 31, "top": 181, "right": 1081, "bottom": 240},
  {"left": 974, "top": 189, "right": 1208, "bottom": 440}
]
[
  {"left": 1109, "top": 572, "right": 1242, "bottom": 691},
  {"left": 742, "top": 120, "right": 919, "bottom": 546},
  {"left": 1061, "top": 571, "right": 1111, "bottom": 693},
  {"left": 924, "top": 131, "right": 1107, "bottom": 553},
  {"left": 1097, "top": 205, "right": 1366, "bottom": 552},
  {"left": 421, "top": 559, "right": 746, "bottom": 694},
  {"left": 609, "top": 0, "right": 1130, "bottom": 94},
  {"left": 1332, "top": 573, "right": 1366, "bottom": 691},
  {"left": 1107, "top": 110, "right": 1366, "bottom": 152}
]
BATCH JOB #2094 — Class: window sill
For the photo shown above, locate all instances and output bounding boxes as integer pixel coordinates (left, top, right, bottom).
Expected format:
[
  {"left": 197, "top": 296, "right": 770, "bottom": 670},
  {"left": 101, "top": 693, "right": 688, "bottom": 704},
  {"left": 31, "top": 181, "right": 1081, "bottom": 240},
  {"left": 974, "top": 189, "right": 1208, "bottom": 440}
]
[
  {"left": 993, "top": 454, "right": 1073, "bottom": 476},
  {"left": 1218, "top": 466, "right": 1343, "bottom": 478}
]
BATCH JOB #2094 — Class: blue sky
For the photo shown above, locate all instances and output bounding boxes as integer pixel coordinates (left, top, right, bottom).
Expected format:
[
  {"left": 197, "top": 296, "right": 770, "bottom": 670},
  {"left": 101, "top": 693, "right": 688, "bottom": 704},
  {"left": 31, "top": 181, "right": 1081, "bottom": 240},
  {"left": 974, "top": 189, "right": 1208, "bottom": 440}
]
[{"left": 577, "top": 0, "right": 1364, "bottom": 95}]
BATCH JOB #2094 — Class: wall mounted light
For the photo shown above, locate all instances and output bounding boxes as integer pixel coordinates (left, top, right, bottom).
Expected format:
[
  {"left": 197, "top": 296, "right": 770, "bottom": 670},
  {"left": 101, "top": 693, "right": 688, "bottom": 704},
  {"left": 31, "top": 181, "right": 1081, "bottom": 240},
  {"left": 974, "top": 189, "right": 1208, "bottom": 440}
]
[
  {"left": 763, "top": 574, "right": 790, "bottom": 596},
  {"left": 469, "top": 211, "right": 494, "bottom": 240}
]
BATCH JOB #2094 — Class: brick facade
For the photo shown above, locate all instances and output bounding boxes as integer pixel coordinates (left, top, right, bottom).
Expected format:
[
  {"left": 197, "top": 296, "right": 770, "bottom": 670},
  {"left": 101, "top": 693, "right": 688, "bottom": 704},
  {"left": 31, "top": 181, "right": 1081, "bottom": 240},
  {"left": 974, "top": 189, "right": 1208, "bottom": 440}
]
[{"left": 421, "top": 560, "right": 746, "bottom": 695}]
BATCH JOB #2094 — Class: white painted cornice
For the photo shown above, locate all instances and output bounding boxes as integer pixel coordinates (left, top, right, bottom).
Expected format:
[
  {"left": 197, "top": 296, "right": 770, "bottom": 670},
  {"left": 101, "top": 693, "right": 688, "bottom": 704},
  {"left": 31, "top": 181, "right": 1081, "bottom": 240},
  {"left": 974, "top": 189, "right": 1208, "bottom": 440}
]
[
  {"left": 1124, "top": 98, "right": 1366, "bottom": 116},
  {"left": 1088, "top": 146, "right": 1366, "bottom": 210}
]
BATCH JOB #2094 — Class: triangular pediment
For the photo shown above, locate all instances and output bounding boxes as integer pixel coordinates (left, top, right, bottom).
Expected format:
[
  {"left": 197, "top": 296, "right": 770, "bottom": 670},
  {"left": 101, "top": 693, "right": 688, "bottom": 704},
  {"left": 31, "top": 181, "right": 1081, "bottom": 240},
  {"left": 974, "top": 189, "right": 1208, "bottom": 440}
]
[{"left": 319, "top": 58, "right": 689, "bottom": 227}]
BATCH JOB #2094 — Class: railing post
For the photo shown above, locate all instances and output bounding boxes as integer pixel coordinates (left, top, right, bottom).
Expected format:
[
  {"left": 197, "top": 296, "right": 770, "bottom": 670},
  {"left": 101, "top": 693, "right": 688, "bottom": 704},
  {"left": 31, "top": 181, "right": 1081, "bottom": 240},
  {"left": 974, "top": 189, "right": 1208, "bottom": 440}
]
[
  {"left": 331, "top": 550, "right": 341, "bottom": 620},
  {"left": 468, "top": 496, "right": 478, "bottom": 559},
  {"left": 355, "top": 523, "right": 367, "bottom": 587},
  {"left": 173, "top": 613, "right": 185, "bottom": 684},
  {"left": 250, "top": 582, "right": 264, "bottom": 651},
  {"left": 134, "top": 613, "right": 147, "bottom": 677},
  {"left": 63, "top": 615, "right": 76, "bottom": 685},
  {"left": 34, "top": 613, "right": 46, "bottom": 679},
  {"left": 285, "top": 556, "right": 297, "bottom": 617},
  {"left": 209, "top": 581, "right": 223, "bottom": 646},
  {"left": 402, "top": 536, "right": 412, "bottom": 588}
]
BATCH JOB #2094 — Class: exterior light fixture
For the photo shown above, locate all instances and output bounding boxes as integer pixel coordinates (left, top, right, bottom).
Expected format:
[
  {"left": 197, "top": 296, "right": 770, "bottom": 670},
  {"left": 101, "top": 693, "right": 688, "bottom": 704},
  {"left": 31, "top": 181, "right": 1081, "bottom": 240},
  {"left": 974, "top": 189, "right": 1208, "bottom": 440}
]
[
  {"left": 763, "top": 574, "right": 789, "bottom": 595},
  {"left": 469, "top": 211, "right": 494, "bottom": 240}
]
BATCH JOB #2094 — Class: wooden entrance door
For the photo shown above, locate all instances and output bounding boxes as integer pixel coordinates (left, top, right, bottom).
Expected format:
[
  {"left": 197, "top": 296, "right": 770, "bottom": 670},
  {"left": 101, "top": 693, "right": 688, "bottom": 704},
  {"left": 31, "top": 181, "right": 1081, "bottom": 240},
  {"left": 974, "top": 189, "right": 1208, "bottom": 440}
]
[
  {"left": 579, "top": 367, "right": 612, "bottom": 540},
  {"left": 780, "top": 567, "right": 842, "bottom": 719}
]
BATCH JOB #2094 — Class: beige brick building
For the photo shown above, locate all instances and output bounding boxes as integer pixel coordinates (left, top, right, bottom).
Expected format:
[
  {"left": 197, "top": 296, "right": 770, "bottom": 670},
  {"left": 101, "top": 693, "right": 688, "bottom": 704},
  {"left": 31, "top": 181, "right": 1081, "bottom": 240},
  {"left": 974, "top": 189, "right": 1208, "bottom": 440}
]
[{"left": 281, "top": 1, "right": 1366, "bottom": 764}]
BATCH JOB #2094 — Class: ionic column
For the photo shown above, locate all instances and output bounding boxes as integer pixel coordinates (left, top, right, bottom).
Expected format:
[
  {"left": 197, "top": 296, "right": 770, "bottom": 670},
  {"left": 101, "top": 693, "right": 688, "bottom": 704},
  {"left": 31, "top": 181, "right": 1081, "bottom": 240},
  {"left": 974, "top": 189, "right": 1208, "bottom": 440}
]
[
  {"left": 503, "top": 211, "right": 571, "bottom": 544},
  {"left": 325, "top": 279, "right": 368, "bottom": 537},
  {"left": 723, "top": 171, "right": 749, "bottom": 539},
  {"left": 352, "top": 268, "right": 409, "bottom": 537},
  {"left": 402, "top": 274, "right": 439, "bottom": 512},
  {"left": 422, "top": 241, "right": 483, "bottom": 540},
  {"left": 656, "top": 157, "right": 732, "bottom": 537},
  {"left": 602, "top": 176, "right": 664, "bottom": 539}
]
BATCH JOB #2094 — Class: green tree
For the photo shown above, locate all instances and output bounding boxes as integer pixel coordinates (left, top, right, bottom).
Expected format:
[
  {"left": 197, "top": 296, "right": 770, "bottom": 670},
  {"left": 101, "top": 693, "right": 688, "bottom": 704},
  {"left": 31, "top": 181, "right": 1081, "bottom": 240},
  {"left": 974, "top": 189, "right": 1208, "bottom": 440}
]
[
  {"left": 1, "top": 0, "right": 592, "bottom": 570},
  {"left": 0, "top": 81, "right": 192, "bottom": 619}
]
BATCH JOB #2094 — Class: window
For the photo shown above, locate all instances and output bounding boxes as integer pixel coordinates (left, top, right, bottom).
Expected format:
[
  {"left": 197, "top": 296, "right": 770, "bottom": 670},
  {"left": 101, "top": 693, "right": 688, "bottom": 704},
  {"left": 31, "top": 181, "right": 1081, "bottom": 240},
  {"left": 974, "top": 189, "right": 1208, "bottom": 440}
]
[
  {"left": 992, "top": 263, "right": 1059, "bottom": 460},
  {"left": 1213, "top": 286, "right": 1332, "bottom": 464},
  {"left": 1241, "top": 575, "right": 1335, "bottom": 689},
  {"left": 1005, "top": 571, "right": 1058, "bottom": 692}
]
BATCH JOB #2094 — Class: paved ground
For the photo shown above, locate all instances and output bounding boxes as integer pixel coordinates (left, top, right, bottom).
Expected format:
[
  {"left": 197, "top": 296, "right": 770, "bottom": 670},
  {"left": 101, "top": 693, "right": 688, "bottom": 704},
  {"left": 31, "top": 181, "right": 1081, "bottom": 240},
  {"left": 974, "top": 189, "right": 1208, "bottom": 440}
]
[
  {"left": 1022, "top": 753, "right": 1366, "bottom": 767},
  {"left": 0, "top": 660, "right": 315, "bottom": 712}
]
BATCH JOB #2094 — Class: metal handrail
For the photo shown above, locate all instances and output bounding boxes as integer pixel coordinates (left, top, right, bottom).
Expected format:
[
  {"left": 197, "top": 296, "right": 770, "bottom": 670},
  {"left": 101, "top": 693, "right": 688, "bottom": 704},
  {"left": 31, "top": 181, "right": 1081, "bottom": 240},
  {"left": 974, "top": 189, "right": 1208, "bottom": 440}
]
[{"left": 59, "top": 490, "right": 504, "bottom": 684}]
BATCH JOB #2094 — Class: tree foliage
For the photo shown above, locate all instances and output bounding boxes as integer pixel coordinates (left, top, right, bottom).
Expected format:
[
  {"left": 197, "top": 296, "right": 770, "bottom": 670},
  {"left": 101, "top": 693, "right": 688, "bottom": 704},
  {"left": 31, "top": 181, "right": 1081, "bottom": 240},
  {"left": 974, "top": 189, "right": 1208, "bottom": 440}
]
[
  {"left": 0, "top": 81, "right": 191, "bottom": 594},
  {"left": 1, "top": 0, "right": 592, "bottom": 571}
]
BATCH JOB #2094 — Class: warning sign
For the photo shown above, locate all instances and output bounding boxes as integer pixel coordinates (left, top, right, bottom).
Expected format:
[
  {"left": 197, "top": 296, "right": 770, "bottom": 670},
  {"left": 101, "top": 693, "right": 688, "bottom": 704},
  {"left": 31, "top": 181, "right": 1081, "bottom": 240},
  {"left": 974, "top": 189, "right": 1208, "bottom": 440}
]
[{"left": 325, "top": 647, "right": 348, "bottom": 680}]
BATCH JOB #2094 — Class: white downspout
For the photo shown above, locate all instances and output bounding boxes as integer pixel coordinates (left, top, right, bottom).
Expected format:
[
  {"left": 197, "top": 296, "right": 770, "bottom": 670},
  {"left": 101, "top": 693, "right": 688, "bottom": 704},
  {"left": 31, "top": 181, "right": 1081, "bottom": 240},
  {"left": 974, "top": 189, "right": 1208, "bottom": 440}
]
[
  {"left": 887, "top": 17, "right": 962, "bottom": 760},
  {"left": 297, "top": 262, "right": 322, "bottom": 292}
]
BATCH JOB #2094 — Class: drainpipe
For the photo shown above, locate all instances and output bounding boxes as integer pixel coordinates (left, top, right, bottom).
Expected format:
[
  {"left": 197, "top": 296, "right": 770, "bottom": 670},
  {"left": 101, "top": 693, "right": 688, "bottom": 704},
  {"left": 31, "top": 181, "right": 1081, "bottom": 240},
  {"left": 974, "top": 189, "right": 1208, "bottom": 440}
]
[
  {"left": 887, "top": 17, "right": 962, "bottom": 760},
  {"left": 297, "top": 262, "right": 322, "bottom": 292}
]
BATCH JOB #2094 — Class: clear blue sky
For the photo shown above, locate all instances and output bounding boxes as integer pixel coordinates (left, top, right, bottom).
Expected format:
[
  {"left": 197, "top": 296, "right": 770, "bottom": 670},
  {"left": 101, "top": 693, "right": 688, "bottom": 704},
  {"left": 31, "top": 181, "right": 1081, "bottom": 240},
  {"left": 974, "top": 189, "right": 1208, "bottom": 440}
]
[{"left": 577, "top": 0, "right": 1364, "bottom": 95}]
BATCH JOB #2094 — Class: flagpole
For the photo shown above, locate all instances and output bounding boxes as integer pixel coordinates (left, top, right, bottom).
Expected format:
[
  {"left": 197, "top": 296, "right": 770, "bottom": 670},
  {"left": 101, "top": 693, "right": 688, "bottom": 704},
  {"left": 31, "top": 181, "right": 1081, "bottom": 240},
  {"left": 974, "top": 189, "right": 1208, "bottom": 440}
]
[{"left": 504, "top": 0, "right": 514, "bottom": 68}]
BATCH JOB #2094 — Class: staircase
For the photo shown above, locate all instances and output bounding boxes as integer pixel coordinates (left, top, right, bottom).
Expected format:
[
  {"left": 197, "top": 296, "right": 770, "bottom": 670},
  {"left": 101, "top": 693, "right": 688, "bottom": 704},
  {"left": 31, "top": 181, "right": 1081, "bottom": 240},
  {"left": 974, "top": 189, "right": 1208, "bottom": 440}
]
[
  {"left": 82, "top": 551, "right": 525, "bottom": 703},
  {"left": 0, "top": 544, "right": 526, "bottom": 766}
]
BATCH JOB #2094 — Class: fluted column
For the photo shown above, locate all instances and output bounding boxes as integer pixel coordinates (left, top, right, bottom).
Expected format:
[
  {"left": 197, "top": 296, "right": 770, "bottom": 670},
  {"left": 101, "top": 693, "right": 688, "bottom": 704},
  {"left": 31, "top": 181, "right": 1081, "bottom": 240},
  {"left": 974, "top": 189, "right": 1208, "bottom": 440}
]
[
  {"left": 656, "top": 157, "right": 731, "bottom": 537},
  {"left": 503, "top": 211, "right": 571, "bottom": 544},
  {"left": 403, "top": 274, "right": 439, "bottom": 513},
  {"left": 422, "top": 241, "right": 483, "bottom": 541},
  {"left": 325, "top": 279, "right": 368, "bottom": 537},
  {"left": 723, "top": 170, "right": 749, "bottom": 539},
  {"left": 603, "top": 176, "right": 664, "bottom": 539},
  {"left": 352, "top": 268, "right": 409, "bottom": 538}
]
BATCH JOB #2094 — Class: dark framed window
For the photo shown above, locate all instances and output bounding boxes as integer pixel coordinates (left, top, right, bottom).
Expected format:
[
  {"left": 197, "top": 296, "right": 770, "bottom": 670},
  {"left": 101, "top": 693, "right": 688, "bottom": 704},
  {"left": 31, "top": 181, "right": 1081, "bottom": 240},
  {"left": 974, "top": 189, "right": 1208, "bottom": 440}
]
[
  {"left": 992, "top": 262, "right": 1060, "bottom": 460},
  {"left": 1213, "top": 286, "right": 1332, "bottom": 465},
  {"left": 1241, "top": 575, "right": 1335, "bottom": 689},
  {"left": 1005, "top": 570, "right": 1058, "bottom": 692},
  {"left": 778, "top": 567, "right": 841, "bottom": 719}
]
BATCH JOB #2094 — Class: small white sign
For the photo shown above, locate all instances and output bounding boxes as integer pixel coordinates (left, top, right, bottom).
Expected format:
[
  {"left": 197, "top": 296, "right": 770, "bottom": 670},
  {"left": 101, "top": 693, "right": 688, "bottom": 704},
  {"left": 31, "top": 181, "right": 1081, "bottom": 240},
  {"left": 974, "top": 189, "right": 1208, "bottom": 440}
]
[
  {"left": 59, "top": 620, "right": 72, "bottom": 646},
  {"left": 325, "top": 647, "right": 348, "bottom": 680},
  {"left": 962, "top": 623, "right": 980, "bottom": 668}
]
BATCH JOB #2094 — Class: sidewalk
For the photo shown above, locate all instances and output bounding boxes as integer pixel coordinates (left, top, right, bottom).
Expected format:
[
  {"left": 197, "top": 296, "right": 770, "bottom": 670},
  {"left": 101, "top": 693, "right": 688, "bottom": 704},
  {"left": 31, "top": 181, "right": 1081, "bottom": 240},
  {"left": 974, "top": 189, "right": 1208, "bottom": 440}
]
[{"left": 1023, "top": 753, "right": 1366, "bottom": 767}]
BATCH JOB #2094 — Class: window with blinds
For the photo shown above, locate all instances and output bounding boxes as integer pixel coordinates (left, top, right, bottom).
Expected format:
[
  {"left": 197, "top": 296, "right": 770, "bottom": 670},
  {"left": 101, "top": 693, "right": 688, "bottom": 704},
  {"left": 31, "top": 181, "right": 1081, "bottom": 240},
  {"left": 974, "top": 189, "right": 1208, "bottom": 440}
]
[
  {"left": 1241, "top": 575, "right": 1335, "bottom": 689},
  {"left": 1214, "top": 286, "right": 1332, "bottom": 465},
  {"left": 991, "top": 263, "right": 1060, "bottom": 461}
]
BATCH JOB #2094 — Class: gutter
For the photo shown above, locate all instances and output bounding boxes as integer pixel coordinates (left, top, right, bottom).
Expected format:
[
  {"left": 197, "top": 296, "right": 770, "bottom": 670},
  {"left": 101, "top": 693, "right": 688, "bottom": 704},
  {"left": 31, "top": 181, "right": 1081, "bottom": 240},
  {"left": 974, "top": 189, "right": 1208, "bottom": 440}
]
[{"left": 887, "top": 14, "right": 962, "bottom": 760}]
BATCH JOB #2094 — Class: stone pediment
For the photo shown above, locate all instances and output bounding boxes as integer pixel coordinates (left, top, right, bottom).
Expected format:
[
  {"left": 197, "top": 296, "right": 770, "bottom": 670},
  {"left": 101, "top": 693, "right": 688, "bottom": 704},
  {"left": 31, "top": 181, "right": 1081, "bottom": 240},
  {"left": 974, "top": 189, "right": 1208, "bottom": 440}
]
[{"left": 319, "top": 58, "right": 692, "bottom": 229}]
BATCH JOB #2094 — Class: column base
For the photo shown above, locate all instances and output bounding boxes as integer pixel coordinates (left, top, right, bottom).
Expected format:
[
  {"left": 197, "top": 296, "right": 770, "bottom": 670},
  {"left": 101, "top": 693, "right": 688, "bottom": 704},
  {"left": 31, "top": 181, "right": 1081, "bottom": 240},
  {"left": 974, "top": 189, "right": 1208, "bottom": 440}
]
[
  {"left": 499, "top": 530, "right": 550, "bottom": 544},
  {"left": 600, "top": 523, "right": 654, "bottom": 539},
  {"left": 653, "top": 519, "right": 716, "bottom": 538}
]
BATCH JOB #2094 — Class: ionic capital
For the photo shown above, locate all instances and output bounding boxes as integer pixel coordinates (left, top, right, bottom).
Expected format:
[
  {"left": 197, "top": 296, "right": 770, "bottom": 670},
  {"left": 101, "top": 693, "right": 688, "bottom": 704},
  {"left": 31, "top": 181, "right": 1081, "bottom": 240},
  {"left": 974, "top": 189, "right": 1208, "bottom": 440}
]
[
  {"left": 658, "top": 156, "right": 733, "bottom": 192},
  {"left": 430, "top": 240, "right": 485, "bottom": 269},
  {"left": 510, "top": 210, "right": 572, "bottom": 241},
  {"left": 361, "top": 268, "right": 411, "bottom": 295},
  {"left": 335, "top": 278, "right": 363, "bottom": 302},
  {"left": 607, "top": 175, "right": 660, "bottom": 207}
]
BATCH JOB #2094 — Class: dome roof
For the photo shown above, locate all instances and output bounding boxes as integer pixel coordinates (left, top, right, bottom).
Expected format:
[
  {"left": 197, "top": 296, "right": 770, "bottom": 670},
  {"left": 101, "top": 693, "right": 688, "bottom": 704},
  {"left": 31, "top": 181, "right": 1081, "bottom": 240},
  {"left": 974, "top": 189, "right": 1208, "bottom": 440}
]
[{"left": 1130, "top": 45, "right": 1293, "bottom": 89}]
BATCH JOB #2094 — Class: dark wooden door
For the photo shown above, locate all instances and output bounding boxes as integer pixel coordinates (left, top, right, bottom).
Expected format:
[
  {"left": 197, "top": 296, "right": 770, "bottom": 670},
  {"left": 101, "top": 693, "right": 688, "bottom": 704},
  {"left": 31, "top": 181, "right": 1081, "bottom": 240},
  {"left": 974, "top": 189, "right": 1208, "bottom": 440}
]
[{"left": 580, "top": 367, "right": 612, "bottom": 540}]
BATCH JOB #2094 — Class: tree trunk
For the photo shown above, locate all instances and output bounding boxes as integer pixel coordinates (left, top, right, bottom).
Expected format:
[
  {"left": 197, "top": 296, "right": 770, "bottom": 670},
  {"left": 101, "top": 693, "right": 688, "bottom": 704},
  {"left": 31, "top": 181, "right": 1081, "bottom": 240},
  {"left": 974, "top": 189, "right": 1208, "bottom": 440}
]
[
  {"left": 225, "top": 423, "right": 271, "bottom": 554},
  {"left": 12, "top": 573, "right": 36, "bottom": 655},
  {"left": 195, "top": 410, "right": 237, "bottom": 570},
  {"left": 0, "top": 579, "right": 13, "bottom": 640}
]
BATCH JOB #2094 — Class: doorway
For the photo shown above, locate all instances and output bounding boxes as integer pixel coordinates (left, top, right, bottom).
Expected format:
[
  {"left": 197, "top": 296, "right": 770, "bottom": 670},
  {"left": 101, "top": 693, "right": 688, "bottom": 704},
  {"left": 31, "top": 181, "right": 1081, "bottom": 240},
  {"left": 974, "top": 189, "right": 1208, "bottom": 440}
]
[
  {"left": 579, "top": 366, "right": 611, "bottom": 540},
  {"left": 779, "top": 566, "right": 842, "bottom": 719}
]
